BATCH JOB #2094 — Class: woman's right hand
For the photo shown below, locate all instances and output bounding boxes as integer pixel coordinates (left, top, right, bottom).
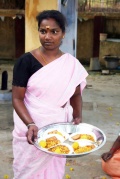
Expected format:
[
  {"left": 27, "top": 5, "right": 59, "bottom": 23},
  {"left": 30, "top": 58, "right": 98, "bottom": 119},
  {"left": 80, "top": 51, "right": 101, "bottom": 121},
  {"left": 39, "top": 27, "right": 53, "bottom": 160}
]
[
  {"left": 101, "top": 151, "right": 113, "bottom": 162},
  {"left": 26, "top": 125, "right": 38, "bottom": 145}
]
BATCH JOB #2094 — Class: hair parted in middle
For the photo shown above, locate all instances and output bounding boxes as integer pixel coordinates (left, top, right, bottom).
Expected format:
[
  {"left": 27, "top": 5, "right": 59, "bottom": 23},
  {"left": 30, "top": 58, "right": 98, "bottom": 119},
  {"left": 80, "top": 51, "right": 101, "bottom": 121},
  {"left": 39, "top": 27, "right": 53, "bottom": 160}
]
[{"left": 36, "top": 10, "right": 67, "bottom": 32}]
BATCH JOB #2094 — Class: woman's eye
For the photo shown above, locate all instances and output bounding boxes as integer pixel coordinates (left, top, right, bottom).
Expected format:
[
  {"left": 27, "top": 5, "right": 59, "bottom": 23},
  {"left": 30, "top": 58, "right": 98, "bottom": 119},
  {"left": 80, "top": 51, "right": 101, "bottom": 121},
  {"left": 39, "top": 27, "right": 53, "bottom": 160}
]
[
  {"left": 52, "top": 30, "right": 57, "bottom": 34},
  {"left": 39, "top": 29, "right": 46, "bottom": 34}
]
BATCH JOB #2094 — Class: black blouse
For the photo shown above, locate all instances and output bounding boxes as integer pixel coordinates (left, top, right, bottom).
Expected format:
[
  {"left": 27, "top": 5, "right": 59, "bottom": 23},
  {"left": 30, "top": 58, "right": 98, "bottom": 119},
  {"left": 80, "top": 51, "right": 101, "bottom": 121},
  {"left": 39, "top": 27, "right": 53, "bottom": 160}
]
[{"left": 12, "top": 52, "right": 43, "bottom": 87}]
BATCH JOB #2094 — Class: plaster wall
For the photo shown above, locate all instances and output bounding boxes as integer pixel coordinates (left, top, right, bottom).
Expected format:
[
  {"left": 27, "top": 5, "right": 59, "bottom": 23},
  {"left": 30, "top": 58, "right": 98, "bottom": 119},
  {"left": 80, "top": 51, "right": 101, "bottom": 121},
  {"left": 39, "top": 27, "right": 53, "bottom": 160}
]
[
  {"left": 77, "top": 19, "right": 93, "bottom": 63},
  {"left": 77, "top": 17, "right": 120, "bottom": 66},
  {"left": 25, "top": 0, "right": 58, "bottom": 52}
]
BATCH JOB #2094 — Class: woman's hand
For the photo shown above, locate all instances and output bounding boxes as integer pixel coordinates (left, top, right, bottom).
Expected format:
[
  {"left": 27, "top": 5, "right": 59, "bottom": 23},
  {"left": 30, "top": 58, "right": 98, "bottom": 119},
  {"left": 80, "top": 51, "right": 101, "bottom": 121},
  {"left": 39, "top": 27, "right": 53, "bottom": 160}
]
[
  {"left": 101, "top": 151, "right": 113, "bottom": 162},
  {"left": 26, "top": 125, "right": 38, "bottom": 144},
  {"left": 72, "top": 117, "right": 82, "bottom": 124}
]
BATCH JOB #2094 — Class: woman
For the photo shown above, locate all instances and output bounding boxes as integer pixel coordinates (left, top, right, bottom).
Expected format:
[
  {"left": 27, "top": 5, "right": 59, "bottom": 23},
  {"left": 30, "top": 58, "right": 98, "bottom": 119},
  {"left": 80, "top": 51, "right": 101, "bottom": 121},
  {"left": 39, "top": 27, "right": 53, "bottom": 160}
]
[
  {"left": 12, "top": 10, "right": 88, "bottom": 179},
  {"left": 101, "top": 134, "right": 120, "bottom": 179}
]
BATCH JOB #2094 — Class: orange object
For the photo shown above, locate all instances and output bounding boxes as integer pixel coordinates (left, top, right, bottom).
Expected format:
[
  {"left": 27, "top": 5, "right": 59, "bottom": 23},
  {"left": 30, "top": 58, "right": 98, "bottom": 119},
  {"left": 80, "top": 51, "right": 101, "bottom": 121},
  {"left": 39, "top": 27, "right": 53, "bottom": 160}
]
[{"left": 102, "top": 149, "right": 120, "bottom": 179}]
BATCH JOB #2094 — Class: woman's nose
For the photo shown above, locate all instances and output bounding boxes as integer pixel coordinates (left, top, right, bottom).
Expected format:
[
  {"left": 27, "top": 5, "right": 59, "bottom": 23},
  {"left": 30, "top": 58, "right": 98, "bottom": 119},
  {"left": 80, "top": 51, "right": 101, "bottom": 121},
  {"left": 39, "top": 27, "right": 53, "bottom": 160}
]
[{"left": 45, "top": 32, "right": 51, "bottom": 39}]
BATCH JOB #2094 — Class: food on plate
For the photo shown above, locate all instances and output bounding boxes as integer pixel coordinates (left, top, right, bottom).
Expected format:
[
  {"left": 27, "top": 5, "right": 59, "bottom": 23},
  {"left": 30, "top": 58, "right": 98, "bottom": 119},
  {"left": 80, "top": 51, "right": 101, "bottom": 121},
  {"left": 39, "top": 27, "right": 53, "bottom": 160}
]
[
  {"left": 72, "top": 140, "right": 95, "bottom": 154},
  {"left": 72, "top": 142, "right": 79, "bottom": 150},
  {"left": 48, "top": 130, "right": 62, "bottom": 136},
  {"left": 45, "top": 129, "right": 68, "bottom": 139},
  {"left": 39, "top": 140, "right": 46, "bottom": 148},
  {"left": 48, "top": 144, "right": 70, "bottom": 154},
  {"left": 73, "top": 144, "right": 95, "bottom": 154},
  {"left": 72, "top": 134, "right": 81, "bottom": 140},
  {"left": 38, "top": 136, "right": 61, "bottom": 149},
  {"left": 71, "top": 134, "right": 95, "bottom": 141}
]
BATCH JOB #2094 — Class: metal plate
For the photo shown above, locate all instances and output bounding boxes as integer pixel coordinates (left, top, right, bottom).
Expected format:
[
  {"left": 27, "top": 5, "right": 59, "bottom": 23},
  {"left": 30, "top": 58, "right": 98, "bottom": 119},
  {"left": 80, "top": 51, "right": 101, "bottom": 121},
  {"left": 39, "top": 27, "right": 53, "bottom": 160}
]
[{"left": 34, "top": 122, "right": 106, "bottom": 158}]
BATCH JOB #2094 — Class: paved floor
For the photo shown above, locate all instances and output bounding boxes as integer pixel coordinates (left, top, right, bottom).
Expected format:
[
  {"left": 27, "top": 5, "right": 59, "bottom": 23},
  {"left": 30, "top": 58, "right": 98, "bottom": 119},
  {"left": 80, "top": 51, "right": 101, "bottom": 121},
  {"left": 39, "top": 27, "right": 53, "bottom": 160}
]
[{"left": 0, "top": 62, "right": 120, "bottom": 179}]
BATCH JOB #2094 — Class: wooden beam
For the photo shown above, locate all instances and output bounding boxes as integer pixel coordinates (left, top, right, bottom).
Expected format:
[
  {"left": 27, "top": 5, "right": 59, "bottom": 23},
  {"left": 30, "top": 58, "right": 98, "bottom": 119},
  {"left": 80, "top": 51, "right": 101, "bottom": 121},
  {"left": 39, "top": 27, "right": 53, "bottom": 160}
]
[
  {"left": 0, "top": 9, "right": 25, "bottom": 17},
  {"left": 78, "top": 12, "right": 120, "bottom": 20}
]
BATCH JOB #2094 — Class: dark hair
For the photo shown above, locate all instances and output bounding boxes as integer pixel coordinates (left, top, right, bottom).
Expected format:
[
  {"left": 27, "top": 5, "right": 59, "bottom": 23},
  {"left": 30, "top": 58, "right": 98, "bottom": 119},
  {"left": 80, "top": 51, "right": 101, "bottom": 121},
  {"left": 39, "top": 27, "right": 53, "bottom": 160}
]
[{"left": 36, "top": 10, "right": 67, "bottom": 33}]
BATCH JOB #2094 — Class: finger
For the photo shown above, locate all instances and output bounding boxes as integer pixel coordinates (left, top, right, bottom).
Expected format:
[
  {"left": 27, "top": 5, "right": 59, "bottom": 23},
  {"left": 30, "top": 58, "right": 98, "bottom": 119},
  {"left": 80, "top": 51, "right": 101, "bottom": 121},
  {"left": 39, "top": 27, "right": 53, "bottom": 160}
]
[
  {"left": 33, "top": 129, "right": 38, "bottom": 140},
  {"left": 27, "top": 131, "right": 34, "bottom": 144},
  {"left": 28, "top": 137, "right": 34, "bottom": 144},
  {"left": 73, "top": 119, "right": 80, "bottom": 124}
]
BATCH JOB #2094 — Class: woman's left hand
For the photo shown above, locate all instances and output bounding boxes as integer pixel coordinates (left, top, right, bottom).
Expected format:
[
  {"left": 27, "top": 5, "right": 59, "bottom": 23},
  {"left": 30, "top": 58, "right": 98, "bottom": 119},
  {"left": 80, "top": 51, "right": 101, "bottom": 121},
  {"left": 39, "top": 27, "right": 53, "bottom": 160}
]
[{"left": 72, "top": 117, "right": 82, "bottom": 124}]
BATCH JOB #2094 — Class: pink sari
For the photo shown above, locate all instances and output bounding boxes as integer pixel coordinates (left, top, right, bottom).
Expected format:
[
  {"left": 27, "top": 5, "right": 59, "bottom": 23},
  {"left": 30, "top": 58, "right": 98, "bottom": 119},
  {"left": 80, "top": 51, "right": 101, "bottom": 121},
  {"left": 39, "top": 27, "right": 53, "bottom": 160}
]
[{"left": 12, "top": 53, "right": 88, "bottom": 179}]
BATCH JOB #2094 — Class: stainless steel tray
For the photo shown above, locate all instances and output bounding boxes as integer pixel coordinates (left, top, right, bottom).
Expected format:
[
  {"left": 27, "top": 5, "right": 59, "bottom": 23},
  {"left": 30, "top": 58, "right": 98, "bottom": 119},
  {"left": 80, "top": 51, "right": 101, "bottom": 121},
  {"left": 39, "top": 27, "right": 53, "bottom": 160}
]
[{"left": 34, "top": 122, "right": 106, "bottom": 158}]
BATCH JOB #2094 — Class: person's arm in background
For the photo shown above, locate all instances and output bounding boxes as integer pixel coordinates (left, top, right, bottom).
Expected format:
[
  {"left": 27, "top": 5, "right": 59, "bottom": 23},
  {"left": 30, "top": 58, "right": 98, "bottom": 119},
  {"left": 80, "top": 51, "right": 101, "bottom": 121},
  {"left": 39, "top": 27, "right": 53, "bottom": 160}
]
[
  {"left": 70, "top": 85, "right": 82, "bottom": 124},
  {"left": 101, "top": 135, "right": 120, "bottom": 162},
  {"left": 12, "top": 86, "right": 38, "bottom": 144}
]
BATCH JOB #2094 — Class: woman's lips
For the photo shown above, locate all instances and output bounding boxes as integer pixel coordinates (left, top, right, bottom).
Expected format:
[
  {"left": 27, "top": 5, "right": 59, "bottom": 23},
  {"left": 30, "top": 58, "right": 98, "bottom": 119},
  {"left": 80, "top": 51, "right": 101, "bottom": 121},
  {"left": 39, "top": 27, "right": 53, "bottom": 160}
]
[{"left": 44, "top": 42, "right": 53, "bottom": 45}]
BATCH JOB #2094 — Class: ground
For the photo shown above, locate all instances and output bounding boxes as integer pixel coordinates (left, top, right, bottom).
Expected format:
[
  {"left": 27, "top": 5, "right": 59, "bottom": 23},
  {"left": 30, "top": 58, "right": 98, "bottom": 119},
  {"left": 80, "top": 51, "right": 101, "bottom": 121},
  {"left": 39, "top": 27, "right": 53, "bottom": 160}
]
[{"left": 0, "top": 62, "right": 120, "bottom": 179}]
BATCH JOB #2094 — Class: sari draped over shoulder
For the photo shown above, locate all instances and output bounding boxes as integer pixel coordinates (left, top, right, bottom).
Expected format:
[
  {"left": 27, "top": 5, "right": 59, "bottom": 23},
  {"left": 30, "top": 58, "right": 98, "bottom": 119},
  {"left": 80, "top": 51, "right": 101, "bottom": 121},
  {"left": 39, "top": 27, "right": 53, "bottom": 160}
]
[{"left": 12, "top": 53, "right": 88, "bottom": 179}]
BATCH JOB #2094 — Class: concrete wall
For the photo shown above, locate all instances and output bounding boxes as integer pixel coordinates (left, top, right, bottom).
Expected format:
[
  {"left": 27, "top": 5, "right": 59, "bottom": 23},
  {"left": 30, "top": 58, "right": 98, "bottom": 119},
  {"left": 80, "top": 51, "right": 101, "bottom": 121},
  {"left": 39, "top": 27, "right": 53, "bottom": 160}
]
[
  {"left": 25, "top": 0, "right": 58, "bottom": 52},
  {"left": 99, "top": 41, "right": 120, "bottom": 65}
]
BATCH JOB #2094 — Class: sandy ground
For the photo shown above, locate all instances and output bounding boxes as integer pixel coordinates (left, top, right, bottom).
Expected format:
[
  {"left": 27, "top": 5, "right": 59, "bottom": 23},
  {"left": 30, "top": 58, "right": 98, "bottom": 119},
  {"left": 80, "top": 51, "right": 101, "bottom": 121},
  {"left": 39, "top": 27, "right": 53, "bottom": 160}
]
[{"left": 0, "top": 62, "right": 120, "bottom": 179}]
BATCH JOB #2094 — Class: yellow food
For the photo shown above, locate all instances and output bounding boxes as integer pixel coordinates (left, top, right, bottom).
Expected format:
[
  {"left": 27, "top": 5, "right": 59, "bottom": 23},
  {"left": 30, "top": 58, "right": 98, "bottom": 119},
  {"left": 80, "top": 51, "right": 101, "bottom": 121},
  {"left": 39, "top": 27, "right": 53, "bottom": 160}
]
[
  {"left": 72, "top": 134, "right": 95, "bottom": 141},
  {"left": 46, "top": 136, "right": 60, "bottom": 148},
  {"left": 39, "top": 136, "right": 60, "bottom": 149},
  {"left": 74, "top": 145, "right": 95, "bottom": 154},
  {"left": 54, "top": 148, "right": 61, "bottom": 154},
  {"left": 39, "top": 140, "right": 46, "bottom": 148},
  {"left": 57, "top": 131, "right": 63, "bottom": 136},
  {"left": 72, "top": 142, "right": 79, "bottom": 149},
  {"left": 81, "top": 134, "right": 95, "bottom": 141},
  {"left": 48, "top": 145, "right": 70, "bottom": 154},
  {"left": 48, "top": 130, "right": 64, "bottom": 138}
]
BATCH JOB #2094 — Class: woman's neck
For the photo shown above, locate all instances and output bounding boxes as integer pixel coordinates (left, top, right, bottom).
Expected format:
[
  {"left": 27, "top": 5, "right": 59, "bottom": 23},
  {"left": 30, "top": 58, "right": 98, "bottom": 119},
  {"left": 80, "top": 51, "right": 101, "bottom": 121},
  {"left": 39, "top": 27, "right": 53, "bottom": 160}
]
[
  {"left": 40, "top": 47, "right": 61, "bottom": 56},
  {"left": 39, "top": 47, "right": 63, "bottom": 61}
]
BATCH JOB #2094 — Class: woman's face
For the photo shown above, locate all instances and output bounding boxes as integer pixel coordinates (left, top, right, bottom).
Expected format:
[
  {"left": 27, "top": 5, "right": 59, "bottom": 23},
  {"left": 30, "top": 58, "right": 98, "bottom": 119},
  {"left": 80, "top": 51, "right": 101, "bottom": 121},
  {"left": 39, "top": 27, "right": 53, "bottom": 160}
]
[{"left": 38, "top": 18, "right": 65, "bottom": 50}]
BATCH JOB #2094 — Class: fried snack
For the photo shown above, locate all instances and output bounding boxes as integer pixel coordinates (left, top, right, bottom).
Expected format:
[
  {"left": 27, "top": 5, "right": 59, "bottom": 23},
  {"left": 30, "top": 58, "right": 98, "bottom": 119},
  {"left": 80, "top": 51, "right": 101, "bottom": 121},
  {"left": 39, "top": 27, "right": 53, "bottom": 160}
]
[
  {"left": 72, "top": 134, "right": 81, "bottom": 140},
  {"left": 48, "top": 130, "right": 64, "bottom": 138},
  {"left": 45, "top": 136, "right": 60, "bottom": 148},
  {"left": 74, "top": 145, "right": 95, "bottom": 154},
  {"left": 48, "top": 130, "right": 58, "bottom": 134},
  {"left": 48, "top": 145, "right": 70, "bottom": 154},
  {"left": 72, "top": 134, "right": 95, "bottom": 141}
]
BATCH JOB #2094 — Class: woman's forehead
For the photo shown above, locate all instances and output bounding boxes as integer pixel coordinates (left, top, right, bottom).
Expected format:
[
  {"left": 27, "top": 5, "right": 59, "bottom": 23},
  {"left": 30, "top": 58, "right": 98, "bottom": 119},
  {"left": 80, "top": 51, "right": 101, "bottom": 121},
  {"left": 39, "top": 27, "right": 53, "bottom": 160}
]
[{"left": 39, "top": 18, "right": 60, "bottom": 29}]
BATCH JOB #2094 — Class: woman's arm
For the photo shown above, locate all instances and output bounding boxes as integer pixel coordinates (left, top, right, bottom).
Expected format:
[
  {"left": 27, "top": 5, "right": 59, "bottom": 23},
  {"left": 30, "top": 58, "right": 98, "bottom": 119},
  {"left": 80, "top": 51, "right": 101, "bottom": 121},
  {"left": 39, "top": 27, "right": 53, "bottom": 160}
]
[
  {"left": 70, "top": 85, "right": 82, "bottom": 124},
  {"left": 12, "top": 86, "right": 38, "bottom": 144},
  {"left": 12, "top": 86, "right": 34, "bottom": 125},
  {"left": 101, "top": 135, "right": 120, "bottom": 161}
]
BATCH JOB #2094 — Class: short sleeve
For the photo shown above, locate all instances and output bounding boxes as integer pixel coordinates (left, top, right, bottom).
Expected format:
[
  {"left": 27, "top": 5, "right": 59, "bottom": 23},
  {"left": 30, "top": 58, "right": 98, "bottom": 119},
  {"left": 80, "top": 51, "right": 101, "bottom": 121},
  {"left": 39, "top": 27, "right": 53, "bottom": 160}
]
[{"left": 12, "top": 55, "right": 31, "bottom": 87}]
